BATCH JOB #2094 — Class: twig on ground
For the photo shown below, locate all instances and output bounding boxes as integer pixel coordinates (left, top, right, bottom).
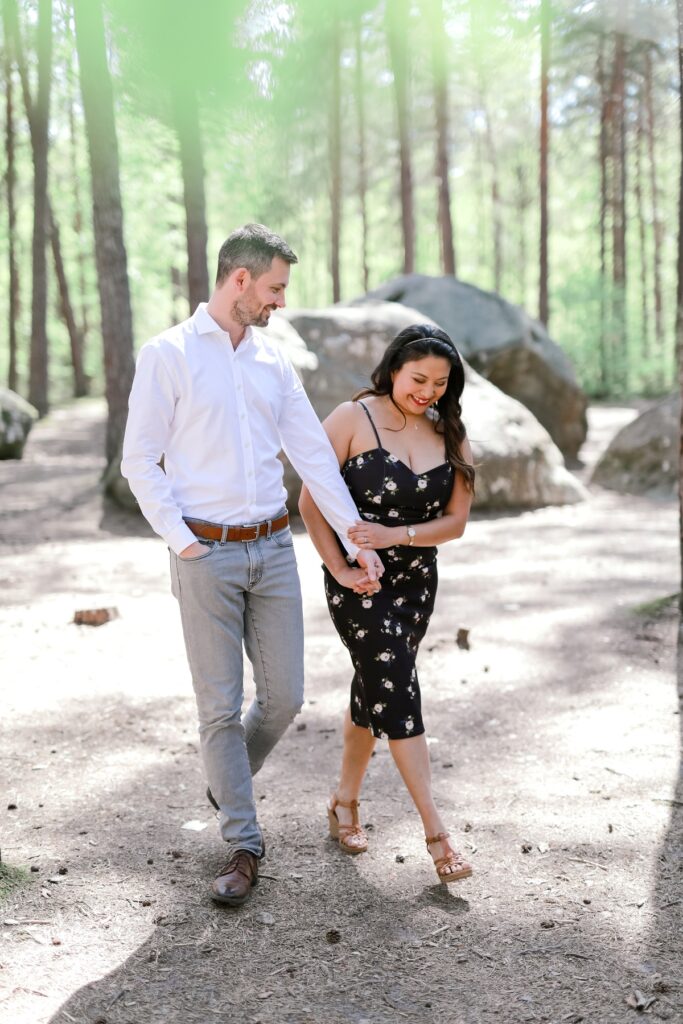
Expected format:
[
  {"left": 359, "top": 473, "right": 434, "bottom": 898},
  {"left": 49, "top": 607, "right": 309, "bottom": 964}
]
[{"left": 566, "top": 857, "right": 609, "bottom": 872}]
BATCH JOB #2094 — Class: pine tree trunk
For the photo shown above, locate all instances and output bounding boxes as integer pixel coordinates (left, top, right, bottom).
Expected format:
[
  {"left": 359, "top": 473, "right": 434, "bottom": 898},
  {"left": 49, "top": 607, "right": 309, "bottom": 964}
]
[
  {"left": 386, "top": 0, "right": 415, "bottom": 274},
  {"left": 3, "top": 36, "right": 19, "bottom": 394},
  {"left": 539, "top": 0, "right": 550, "bottom": 325},
  {"left": 428, "top": 0, "right": 455, "bottom": 277},
  {"left": 73, "top": 0, "right": 135, "bottom": 466},
  {"left": 608, "top": 32, "right": 628, "bottom": 392},
  {"left": 515, "top": 164, "right": 529, "bottom": 307},
  {"left": 65, "top": 4, "right": 89, "bottom": 341},
  {"left": 329, "top": 3, "right": 342, "bottom": 304},
  {"left": 28, "top": 0, "right": 52, "bottom": 416},
  {"left": 597, "top": 38, "right": 610, "bottom": 394},
  {"left": 675, "top": 0, "right": 683, "bottom": 611},
  {"left": 644, "top": 46, "right": 665, "bottom": 373},
  {"left": 171, "top": 81, "right": 209, "bottom": 314},
  {"left": 634, "top": 90, "right": 650, "bottom": 359},
  {"left": 48, "top": 209, "right": 88, "bottom": 397},
  {"left": 483, "top": 100, "right": 503, "bottom": 293},
  {"left": 354, "top": 14, "right": 370, "bottom": 294}
]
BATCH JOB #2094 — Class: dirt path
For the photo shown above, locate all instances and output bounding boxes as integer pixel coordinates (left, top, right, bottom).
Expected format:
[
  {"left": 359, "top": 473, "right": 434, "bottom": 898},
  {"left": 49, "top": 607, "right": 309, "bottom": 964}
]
[{"left": 0, "top": 400, "right": 680, "bottom": 1024}]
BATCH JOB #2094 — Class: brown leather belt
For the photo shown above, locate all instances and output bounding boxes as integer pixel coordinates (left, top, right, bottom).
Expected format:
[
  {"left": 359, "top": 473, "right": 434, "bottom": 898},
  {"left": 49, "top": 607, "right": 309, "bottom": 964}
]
[{"left": 184, "top": 512, "right": 289, "bottom": 543}]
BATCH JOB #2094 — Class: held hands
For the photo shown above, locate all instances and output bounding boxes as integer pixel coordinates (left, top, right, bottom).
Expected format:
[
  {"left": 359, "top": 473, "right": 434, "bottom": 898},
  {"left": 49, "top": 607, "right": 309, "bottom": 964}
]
[
  {"left": 349, "top": 521, "right": 397, "bottom": 551},
  {"left": 333, "top": 565, "right": 381, "bottom": 595}
]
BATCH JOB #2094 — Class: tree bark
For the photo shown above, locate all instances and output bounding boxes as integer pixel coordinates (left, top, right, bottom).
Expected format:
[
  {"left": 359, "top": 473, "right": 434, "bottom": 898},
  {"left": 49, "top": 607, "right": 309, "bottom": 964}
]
[
  {"left": 73, "top": 0, "right": 135, "bottom": 466},
  {"left": 49, "top": 209, "right": 88, "bottom": 397},
  {"left": 427, "top": 0, "right": 455, "bottom": 277},
  {"left": 329, "top": 2, "right": 342, "bottom": 303},
  {"left": 171, "top": 80, "right": 210, "bottom": 314},
  {"left": 609, "top": 31, "right": 628, "bottom": 389},
  {"left": 597, "top": 36, "right": 610, "bottom": 393},
  {"left": 354, "top": 13, "right": 370, "bottom": 294},
  {"left": 675, "top": 0, "right": 683, "bottom": 610},
  {"left": 634, "top": 89, "right": 650, "bottom": 359},
  {"left": 539, "top": 0, "right": 550, "bottom": 325},
  {"left": 27, "top": 0, "right": 52, "bottom": 416},
  {"left": 65, "top": 2, "right": 89, "bottom": 342},
  {"left": 2, "top": 29, "right": 19, "bottom": 393},
  {"left": 386, "top": 0, "right": 415, "bottom": 274},
  {"left": 644, "top": 46, "right": 665, "bottom": 368}
]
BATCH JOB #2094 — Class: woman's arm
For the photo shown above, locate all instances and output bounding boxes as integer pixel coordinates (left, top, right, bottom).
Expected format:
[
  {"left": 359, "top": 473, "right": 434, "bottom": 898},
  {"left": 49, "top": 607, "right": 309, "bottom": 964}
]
[
  {"left": 347, "top": 437, "right": 474, "bottom": 551},
  {"left": 299, "top": 404, "right": 379, "bottom": 593}
]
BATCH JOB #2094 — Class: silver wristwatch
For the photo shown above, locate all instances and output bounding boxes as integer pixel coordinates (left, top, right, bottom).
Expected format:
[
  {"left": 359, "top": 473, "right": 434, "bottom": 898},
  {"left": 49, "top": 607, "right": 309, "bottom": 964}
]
[{"left": 406, "top": 526, "right": 416, "bottom": 546}]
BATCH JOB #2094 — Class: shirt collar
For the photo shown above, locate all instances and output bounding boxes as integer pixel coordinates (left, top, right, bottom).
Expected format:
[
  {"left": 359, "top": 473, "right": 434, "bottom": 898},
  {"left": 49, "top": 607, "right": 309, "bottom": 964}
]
[{"left": 192, "top": 303, "right": 254, "bottom": 348}]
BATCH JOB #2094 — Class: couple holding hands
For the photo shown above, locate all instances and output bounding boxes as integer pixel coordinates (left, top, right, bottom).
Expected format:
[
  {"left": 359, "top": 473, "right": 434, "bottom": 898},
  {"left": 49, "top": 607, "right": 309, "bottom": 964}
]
[{"left": 122, "top": 224, "right": 475, "bottom": 907}]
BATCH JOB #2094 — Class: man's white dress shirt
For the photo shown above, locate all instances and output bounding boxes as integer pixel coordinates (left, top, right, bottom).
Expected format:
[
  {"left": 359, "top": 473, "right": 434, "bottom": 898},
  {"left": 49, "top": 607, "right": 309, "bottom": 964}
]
[{"left": 121, "top": 303, "right": 361, "bottom": 558}]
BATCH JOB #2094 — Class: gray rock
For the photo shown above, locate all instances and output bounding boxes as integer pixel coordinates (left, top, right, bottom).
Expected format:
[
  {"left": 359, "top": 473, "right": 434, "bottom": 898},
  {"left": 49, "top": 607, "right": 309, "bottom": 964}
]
[
  {"left": 281, "top": 302, "right": 586, "bottom": 511},
  {"left": 591, "top": 395, "right": 677, "bottom": 497},
  {"left": 350, "top": 275, "right": 588, "bottom": 460},
  {"left": 0, "top": 387, "right": 38, "bottom": 459}
]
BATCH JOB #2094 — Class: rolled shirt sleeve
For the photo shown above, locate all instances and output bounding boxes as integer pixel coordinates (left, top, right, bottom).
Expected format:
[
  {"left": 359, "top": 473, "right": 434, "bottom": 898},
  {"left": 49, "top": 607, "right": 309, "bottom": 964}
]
[
  {"left": 278, "top": 362, "right": 360, "bottom": 560},
  {"left": 120, "top": 343, "right": 197, "bottom": 555}
]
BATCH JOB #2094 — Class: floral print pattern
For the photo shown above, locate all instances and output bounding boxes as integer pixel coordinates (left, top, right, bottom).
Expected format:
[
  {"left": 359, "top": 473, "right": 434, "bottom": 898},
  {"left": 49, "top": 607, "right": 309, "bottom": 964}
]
[{"left": 323, "top": 401, "right": 455, "bottom": 740}]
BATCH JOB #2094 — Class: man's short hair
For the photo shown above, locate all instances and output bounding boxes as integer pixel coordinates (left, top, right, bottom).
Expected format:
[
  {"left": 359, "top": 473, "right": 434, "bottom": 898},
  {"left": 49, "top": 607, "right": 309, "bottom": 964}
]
[{"left": 215, "top": 224, "right": 298, "bottom": 284}]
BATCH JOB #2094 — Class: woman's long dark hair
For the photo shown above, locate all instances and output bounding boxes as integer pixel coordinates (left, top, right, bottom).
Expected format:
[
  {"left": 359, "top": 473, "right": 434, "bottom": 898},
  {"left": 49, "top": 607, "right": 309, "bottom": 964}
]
[{"left": 356, "top": 324, "right": 475, "bottom": 493}]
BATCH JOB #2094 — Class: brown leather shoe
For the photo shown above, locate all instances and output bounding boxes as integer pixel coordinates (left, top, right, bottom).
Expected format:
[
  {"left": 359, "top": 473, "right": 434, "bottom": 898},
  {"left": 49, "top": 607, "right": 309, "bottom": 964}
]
[{"left": 210, "top": 849, "right": 259, "bottom": 906}]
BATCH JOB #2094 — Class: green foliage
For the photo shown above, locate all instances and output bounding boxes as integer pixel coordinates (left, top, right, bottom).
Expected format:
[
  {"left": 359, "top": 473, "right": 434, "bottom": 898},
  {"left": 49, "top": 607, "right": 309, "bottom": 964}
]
[{"left": 0, "top": 0, "right": 679, "bottom": 402}]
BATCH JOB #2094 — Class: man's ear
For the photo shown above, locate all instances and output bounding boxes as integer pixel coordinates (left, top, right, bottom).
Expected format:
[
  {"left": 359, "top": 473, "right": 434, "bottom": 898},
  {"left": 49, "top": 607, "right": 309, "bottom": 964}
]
[{"left": 232, "top": 267, "right": 250, "bottom": 291}]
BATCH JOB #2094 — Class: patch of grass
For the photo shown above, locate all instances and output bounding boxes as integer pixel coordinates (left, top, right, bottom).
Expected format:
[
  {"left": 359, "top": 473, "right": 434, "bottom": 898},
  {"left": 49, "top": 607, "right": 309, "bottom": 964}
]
[
  {"left": 0, "top": 861, "right": 29, "bottom": 903},
  {"left": 631, "top": 593, "right": 680, "bottom": 618}
]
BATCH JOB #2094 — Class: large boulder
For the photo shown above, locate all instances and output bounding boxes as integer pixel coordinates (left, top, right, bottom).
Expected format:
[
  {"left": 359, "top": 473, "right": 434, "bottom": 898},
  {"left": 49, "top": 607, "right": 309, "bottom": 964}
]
[
  {"left": 591, "top": 395, "right": 677, "bottom": 498},
  {"left": 278, "top": 304, "right": 586, "bottom": 510},
  {"left": 0, "top": 387, "right": 38, "bottom": 459},
  {"left": 350, "top": 275, "right": 588, "bottom": 461}
]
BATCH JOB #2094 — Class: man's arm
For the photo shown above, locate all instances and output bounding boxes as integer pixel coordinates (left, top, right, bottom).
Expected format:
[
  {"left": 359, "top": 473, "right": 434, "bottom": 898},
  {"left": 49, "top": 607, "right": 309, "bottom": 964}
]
[
  {"left": 120, "top": 343, "right": 197, "bottom": 555},
  {"left": 278, "top": 363, "right": 383, "bottom": 579}
]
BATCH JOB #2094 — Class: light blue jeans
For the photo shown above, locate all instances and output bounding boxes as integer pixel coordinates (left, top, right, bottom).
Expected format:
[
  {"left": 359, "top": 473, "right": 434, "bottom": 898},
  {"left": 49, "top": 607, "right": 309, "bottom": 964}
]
[{"left": 170, "top": 518, "right": 304, "bottom": 856}]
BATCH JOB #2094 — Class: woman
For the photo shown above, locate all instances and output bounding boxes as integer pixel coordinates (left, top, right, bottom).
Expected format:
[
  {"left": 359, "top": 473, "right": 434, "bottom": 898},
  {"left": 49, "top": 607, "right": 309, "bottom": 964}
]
[{"left": 299, "top": 324, "right": 476, "bottom": 884}]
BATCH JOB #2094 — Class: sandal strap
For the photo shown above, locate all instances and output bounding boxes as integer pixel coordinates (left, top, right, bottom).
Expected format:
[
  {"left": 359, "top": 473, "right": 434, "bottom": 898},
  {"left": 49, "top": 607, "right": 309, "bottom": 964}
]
[
  {"left": 425, "top": 831, "right": 450, "bottom": 848},
  {"left": 433, "top": 851, "right": 467, "bottom": 870},
  {"left": 332, "top": 796, "right": 360, "bottom": 811}
]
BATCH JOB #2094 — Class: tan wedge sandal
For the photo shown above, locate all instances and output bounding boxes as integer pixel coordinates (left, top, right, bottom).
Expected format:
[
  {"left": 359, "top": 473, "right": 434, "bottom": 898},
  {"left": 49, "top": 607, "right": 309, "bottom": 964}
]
[
  {"left": 327, "top": 795, "right": 369, "bottom": 854},
  {"left": 426, "top": 831, "right": 473, "bottom": 883}
]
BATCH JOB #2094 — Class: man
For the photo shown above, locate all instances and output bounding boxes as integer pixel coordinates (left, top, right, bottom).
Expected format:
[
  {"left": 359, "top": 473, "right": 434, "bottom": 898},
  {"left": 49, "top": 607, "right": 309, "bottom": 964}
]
[{"left": 121, "top": 224, "right": 382, "bottom": 907}]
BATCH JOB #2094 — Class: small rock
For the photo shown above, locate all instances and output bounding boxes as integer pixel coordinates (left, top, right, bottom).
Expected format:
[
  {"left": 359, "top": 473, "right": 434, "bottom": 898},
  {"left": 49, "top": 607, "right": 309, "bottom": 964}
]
[
  {"left": 147, "top": 858, "right": 154, "bottom": 865},
  {"left": 257, "top": 912, "right": 275, "bottom": 926},
  {"left": 583, "top": 898, "right": 592, "bottom": 905},
  {"left": 51, "top": 936, "right": 62, "bottom": 946},
  {"left": 395, "top": 854, "right": 405, "bottom": 863},
  {"left": 537, "top": 842, "right": 550, "bottom": 854},
  {"left": 325, "top": 928, "right": 341, "bottom": 944},
  {"left": 464, "top": 822, "right": 473, "bottom": 832},
  {"left": 521, "top": 842, "right": 533, "bottom": 853},
  {"left": 7, "top": 803, "right": 17, "bottom": 811},
  {"left": 30, "top": 865, "right": 40, "bottom": 873},
  {"left": 456, "top": 628, "right": 470, "bottom": 650},
  {"left": 296, "top": 722, "right": 306, "bottom": 732},
  {"left": 141, "top": 900, "right": 152, "bottom": 907},
  {"left": 58, "top": 867, "right": 68, "bottom": 875},
  {"left": 540, "top": 919, "right": 555, "bottom": 929}
]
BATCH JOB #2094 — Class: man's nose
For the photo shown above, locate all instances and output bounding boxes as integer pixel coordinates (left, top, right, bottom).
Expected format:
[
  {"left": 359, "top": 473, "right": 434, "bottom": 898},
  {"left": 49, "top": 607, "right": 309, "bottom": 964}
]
[{"left": 275, "top": 293, "right": 286, "bottom": 309}]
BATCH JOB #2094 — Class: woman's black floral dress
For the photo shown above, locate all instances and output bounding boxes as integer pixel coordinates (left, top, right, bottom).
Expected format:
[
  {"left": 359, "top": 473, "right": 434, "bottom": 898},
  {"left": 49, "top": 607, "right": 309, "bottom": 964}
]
[{"left": 323, "top": 401, "right": 455, "bottom": 740}]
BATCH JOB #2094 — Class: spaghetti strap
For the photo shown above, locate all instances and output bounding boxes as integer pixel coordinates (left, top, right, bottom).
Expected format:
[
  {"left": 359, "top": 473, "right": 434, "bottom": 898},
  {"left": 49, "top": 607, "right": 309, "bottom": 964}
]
[{"left": 357, "top": 400, "right": 382, "bottom": 450}]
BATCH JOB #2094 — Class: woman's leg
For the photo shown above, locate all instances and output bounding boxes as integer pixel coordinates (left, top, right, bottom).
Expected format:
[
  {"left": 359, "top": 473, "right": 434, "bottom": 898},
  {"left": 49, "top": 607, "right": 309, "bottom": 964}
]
[
  {"left": 333, "top": 708, "right": 376, "bottom": 828},
  {"left": 388, "top": 733, "right": 462, "bottom": 875}
]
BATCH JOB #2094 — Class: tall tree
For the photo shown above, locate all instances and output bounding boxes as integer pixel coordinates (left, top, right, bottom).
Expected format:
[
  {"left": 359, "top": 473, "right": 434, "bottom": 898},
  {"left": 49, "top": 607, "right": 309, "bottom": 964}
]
[
  {"left": 597, "top": 34, "right": 610, "bottom": 392},
  {"left": 330, "top": 0, "right": 342, "bottom": 303},
  {"left": 609, "top": 31, "right": 628, "bottom": 388},
  {"left": 386, "top": 0, "right": 415, "bottom": 274},
  {"left": 539, "top": 0, "right": 550, "bottom": 325},
  {"left": 427, "top": 0, "right": 456, "bottom": 277},
  {"left": 354, "top": 11, "right": 370, "bottom": 293},
  {"left": 644, "top": 45, "right": 665, "bottom": 364},
  {"left": 25, "top": 0, "right": 53, "bottom": 415},
  {"left": 171, "top": 81, "right": 209, "bottom": 312},
  {"left": 2, "top": 13, "right": 19, "bottom": 393},
  {"left": 7, "top": 0, "right": 88, "bottom": 400},
  {"left": 676, "top": 0, "right": 683, "bottom": 613},
  {"left": 73, "top": 0, "right": 135, "bottom": 465}
]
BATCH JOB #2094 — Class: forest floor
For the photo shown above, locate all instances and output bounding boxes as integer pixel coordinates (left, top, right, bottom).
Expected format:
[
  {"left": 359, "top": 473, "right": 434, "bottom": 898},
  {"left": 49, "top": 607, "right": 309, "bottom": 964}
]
[{"left": 0, "top": 399, "right": 680, "bottom": 1024}]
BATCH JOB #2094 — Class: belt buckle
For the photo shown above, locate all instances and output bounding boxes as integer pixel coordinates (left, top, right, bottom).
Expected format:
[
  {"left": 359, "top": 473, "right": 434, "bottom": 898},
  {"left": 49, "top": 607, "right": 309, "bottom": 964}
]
[{"left": 240, "top": 521, "right": 260, "bottom": 543}]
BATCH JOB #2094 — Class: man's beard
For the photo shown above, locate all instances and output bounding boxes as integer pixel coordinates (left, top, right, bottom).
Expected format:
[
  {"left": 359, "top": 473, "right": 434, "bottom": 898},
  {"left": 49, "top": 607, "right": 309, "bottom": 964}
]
[{"left": 232, "top": 294, "right": 273, "bottom": 328}]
